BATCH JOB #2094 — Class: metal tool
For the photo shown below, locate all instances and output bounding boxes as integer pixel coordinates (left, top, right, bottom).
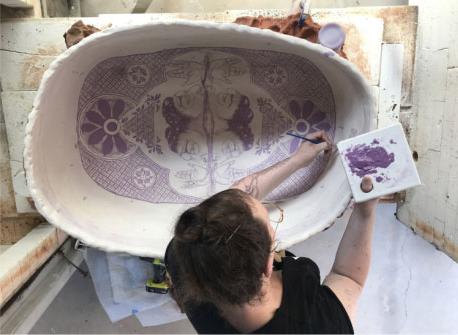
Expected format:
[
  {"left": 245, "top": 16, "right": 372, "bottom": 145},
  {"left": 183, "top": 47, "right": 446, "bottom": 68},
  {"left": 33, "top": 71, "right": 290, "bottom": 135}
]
[
  {"left": 298, "top": 0, "right": 311, "bottom": 27},
  {"left": 140, "top": 257, "right": 169, "bottom": 294}
]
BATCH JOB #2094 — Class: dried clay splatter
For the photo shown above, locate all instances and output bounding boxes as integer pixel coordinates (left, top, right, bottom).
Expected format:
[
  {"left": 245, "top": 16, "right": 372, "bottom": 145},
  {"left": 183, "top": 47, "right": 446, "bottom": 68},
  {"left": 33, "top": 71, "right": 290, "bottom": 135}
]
[{"left": 345, "top": 143, "right": 395, "bottom": 182}]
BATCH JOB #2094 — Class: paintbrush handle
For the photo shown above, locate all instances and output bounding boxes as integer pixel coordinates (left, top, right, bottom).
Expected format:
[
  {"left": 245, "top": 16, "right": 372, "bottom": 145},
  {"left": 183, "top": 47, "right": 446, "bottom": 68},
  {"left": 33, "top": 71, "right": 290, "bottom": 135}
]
[{"left": 286, "top": 131, "right": 322, "bottom": 144}]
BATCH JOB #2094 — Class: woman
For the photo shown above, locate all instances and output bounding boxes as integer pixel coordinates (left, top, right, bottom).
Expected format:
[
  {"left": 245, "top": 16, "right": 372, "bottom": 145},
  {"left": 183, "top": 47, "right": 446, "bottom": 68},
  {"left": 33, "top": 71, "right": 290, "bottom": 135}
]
[{"left": 165, "top": 131, "right": 377, "bottom": 333}]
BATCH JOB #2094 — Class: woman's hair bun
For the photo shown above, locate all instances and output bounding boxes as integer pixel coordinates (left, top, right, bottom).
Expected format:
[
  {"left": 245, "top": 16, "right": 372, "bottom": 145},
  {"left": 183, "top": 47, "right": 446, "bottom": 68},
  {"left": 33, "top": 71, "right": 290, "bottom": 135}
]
[{"left": 174, "top": 206, "right": 205, "bottom": 243}]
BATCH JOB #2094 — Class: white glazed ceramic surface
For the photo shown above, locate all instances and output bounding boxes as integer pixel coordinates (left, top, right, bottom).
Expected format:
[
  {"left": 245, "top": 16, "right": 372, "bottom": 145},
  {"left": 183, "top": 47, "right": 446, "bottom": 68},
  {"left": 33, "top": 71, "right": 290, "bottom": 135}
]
[{"left": 25, "top": 21, "right": 374, "bottom": 257}]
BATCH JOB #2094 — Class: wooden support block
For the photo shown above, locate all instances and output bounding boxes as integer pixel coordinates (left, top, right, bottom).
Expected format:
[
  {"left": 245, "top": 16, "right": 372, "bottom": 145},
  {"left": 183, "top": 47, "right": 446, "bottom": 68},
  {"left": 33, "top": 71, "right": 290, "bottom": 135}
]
[
  {"left": 448, "top": 6, "right": 458, "bottom": 68},
  {"left": 0, "top": 0, "right": 33, "bottom": 8},
  {"left": 0, "top": 238, "right": 83, "bottom": 334},
  {"left": 377, "top": 43, "right": 403, "bottom": 128},
  {"left": 309, "top": 13, "right": 383, "bottom": 86},
  {"left": 1, "top": 216, "right": 43, "bottom": 244},
  {"left": 1, "top": 91, "right": 35, "bottom": 163},
  {"left": 1, "top": 120, "right": 17, "bottom": 216},
  {"left": 440, "top": 68, "right": 458, "bottom": 256},
  {"left": 0, "top": 0, "right": 41, "bottom": 17},
  {"left": 0, "top": 224, "right": 67, "bottom": 308},
  {"left": 397, "top": 0, "right": 458, "bottom": 262},
  {"left": 1, "top": 17, "right": 104, "bottom": 55},
  {"left": 1, "top": 91, "right": 37, "bottom": 213},
  {"left": 311, "top": 6, "right": 418, "bottom": 106},
  {"left": 9, "top": 159, "right": 35, "bottom": 213}
]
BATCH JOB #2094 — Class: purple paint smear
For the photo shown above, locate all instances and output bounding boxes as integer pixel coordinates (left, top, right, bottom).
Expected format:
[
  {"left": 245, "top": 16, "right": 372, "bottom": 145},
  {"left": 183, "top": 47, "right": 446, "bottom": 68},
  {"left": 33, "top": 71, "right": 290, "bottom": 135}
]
[{"left": 345, "top": 144, "right": 395, "bottom": 180}]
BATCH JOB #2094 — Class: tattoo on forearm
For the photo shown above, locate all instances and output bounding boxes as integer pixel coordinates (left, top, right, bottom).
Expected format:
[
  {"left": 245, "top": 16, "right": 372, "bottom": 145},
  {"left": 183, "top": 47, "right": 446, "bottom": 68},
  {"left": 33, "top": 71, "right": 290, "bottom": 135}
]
[
  {"left": 244, "top": 175, "right": 260, "bottom": 198},
  {"left": 240, "top": 159, "right": 290, "bottom": 199}
]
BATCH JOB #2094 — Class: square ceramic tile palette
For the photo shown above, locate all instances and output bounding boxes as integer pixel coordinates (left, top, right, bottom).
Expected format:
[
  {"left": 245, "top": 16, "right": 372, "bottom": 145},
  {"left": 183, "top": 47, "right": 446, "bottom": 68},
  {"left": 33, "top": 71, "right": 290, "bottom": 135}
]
[{"left": 337, "top": 123, "right": 421, "bottom": 203}]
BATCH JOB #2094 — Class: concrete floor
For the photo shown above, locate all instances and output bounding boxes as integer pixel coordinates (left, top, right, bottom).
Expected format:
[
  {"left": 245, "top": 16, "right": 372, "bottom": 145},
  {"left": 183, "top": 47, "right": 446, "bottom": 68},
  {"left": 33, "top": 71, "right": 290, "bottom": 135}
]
[{"left": 30, "top": 204, "right": 458, "bottom": 334}]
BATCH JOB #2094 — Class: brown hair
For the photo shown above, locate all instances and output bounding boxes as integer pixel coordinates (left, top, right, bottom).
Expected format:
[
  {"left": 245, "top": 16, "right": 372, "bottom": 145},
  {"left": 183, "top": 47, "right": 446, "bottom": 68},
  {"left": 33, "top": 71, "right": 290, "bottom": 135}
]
[{"left": 169, "top": 189, "right": 272, "bottom": 310}]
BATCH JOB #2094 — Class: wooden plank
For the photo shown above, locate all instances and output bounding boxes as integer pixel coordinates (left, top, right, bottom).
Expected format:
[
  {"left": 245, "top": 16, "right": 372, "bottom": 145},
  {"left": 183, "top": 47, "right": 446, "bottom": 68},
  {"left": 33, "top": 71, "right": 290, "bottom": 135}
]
[
  {"left": 310, "top": 6, "right": 417, "bottom": 106},
  {"left": 99, "top": 7, "right": 417, "bottom": 100},
  {"left": 0, "top": 17, "right": 104, "bottom": 55},
  {"left": 377, "top": 43, "right": 403, "bottom": 128},
  {"left": 0, "top": 224, "right": 67, "bottom": 308},
  {"left": 9, "top": 160, "right": 35, "bottom": 213},
  {"left": 374, "top": 6, "right": 417, "bottom": 106},
  {"left": 1, "top": 91, "right": 36, "bottom": 213},
  {"left": 410, "top": 0, "right": 449, "bottom": 51},
  {"left": 397, "top": 0, "right": 458, "bottom": 262},
  {"left": 313, "top": 14, "right": 384, "bottom": 86},
  {"left": 1, "top": 50, "right": 55, "bottom": 91},
  {"left": 447, "top": 1, "right": 458, "bottom": 68},
  {"left": 1, "top": 91, "right": 35, "bottom": 165},
  {"left": 0, "top": 0, "right": 41, "bottom": 17},
  {"left": 1, "top": 117, "right": 17, "bottom": 216},
  {"left": 101, "top": 11, "right": 384, "bottom": 86},
  {"left": 441, "top": 68, "right": 458, "bottom": 257},
  {"left": 0, "top": 238, "right": 83, "bottom": 334},
  {"left": 1, "top": 17, "right": 103, "bottom": 56},
  {"left": 1, "top": 10, "right": 386, "bottom": 84},
  {"left": 1, "top": 216, "right": 42, "bottom": 244},
  {"left": 0, "top": 0, "right": 33, "bottom": 8}
]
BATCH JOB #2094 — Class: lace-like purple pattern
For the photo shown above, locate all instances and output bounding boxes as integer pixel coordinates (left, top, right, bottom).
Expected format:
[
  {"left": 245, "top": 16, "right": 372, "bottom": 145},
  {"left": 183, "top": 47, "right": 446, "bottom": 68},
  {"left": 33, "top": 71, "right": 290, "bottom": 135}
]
[{"left": 77, "top": 48, "right": 335, "bottom": 203}]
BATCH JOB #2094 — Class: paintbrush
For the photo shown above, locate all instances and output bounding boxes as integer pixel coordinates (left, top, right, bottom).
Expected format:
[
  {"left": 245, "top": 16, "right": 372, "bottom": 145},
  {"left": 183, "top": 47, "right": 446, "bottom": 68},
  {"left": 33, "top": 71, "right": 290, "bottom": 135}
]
[{"left": 286, "top": 130, "right": 322, "bottom": 144}]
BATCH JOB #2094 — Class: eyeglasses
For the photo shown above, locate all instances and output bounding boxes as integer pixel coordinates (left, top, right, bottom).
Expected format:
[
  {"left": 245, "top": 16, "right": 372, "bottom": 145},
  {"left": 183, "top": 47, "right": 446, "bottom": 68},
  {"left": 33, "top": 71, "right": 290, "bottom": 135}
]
[{"left": 262, "top": 202, "right": 284, "bottom": 253}]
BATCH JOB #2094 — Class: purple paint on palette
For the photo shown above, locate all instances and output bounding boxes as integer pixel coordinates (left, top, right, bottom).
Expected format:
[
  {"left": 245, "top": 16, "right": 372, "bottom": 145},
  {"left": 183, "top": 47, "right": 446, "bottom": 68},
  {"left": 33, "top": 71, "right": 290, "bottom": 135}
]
[
  {"left": 345, "top": 143, "right": 395, "bottom": 178},
  {"left": 77, "top": 47, "right": 336, "bottom": 203},
  {"left": 371, "top": 138, "right": 380, "bottom": 145},
  {"left": 390, "top": 139, "right": 397, "bottom": 144}
]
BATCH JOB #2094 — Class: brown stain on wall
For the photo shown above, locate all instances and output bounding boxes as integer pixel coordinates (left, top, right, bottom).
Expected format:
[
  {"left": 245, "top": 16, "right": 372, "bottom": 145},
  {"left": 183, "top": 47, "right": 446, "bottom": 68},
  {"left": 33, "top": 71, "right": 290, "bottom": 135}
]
[
  {"left": 341, "top": 23, "right": 371, "bottom": 81},
  {"left": 37, "top": 45, "right": 61, "bottom": 56},
  {"left": 413, "top": 218, "right": 457, "bottom": 262},
  {"left": 21, "top": 55, "right": 49, "bottom": 90}
]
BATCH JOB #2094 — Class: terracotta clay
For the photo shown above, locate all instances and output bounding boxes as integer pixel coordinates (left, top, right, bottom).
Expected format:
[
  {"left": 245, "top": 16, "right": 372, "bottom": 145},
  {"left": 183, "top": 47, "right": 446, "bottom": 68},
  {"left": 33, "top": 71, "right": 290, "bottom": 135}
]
[
  {"left": 64, "top": 20, "right": 101, "bottom": 48},
  {"left": 235, "top": 13, "right": 347, "bottom": 58}
]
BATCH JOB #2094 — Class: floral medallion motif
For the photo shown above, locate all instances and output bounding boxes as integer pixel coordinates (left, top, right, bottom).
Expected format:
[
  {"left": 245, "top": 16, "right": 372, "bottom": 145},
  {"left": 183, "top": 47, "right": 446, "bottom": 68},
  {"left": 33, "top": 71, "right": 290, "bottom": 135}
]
[
  {"left": 264, "top": 65, "right": 288, "bottom": 87},
  {"left": 80, "top": 97, "right": 134, "bottom": 157},
  {"left": 132, "top": 166, "right": 156, "bottom": 189},
  {"left": 127, "top": 64, "right": 150, "bottom": 86},
  {"left": 288, "top": 99, "right": 332, "bottom": 153}
]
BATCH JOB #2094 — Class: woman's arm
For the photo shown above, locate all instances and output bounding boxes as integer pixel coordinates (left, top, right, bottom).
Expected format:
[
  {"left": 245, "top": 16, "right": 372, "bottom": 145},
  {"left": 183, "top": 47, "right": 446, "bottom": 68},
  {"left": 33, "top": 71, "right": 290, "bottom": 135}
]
[
  {"left": 231, "top": 131, "right": 332, "bottom": 200},
  {"left": 323, "top": 176, "right": 379, "bottom": 323}
]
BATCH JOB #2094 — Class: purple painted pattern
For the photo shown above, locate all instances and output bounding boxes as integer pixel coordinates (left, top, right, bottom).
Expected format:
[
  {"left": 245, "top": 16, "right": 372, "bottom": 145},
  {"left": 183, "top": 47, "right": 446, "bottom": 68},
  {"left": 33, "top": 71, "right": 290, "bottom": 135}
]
[
  {"left": 344, "top": 143, "right": 395, "bottom": 183},
  {"left": 226, "top": 96, "right": 254, "bottom": 150},
  {"left": 77, "top": 47, "right": 335, "bottom": 204},
  {"left": 80, "top": 97, "right": 133, "bottom": 157},
  {"left": 287, "top": 99, "right": 332, "bottom": 153}
]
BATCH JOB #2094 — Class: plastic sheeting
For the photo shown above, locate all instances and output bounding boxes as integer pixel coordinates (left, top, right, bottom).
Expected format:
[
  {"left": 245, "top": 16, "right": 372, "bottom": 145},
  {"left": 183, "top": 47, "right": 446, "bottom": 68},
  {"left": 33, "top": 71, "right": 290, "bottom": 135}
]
[{"left": 84, "top": 248, "right": 185, "bottom": 326}]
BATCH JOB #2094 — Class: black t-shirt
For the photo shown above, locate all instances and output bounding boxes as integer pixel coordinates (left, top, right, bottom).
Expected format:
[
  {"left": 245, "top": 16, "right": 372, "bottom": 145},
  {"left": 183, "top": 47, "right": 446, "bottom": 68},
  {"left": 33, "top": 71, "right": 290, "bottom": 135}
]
[{"left": 183, "top": 256, "right": 354, "bottom": 334}]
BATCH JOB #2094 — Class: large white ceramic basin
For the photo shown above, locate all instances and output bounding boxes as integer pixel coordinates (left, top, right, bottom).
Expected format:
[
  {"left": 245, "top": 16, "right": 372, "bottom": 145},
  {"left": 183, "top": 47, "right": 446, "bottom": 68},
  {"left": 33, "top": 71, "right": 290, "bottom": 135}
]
[{"left": 25, "top": 21, "right": 374, "bottom": 257}]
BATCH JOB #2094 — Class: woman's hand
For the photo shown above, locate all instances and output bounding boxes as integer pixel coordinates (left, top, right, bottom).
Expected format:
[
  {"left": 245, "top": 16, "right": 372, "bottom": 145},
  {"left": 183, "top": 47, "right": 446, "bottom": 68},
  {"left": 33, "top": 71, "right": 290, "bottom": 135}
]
[
  {"left": 354, "top": 176, "right": 379, "bottom": 217},
  {"left": 290, "top": 131, "right": 333, "bottom": 168}
]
